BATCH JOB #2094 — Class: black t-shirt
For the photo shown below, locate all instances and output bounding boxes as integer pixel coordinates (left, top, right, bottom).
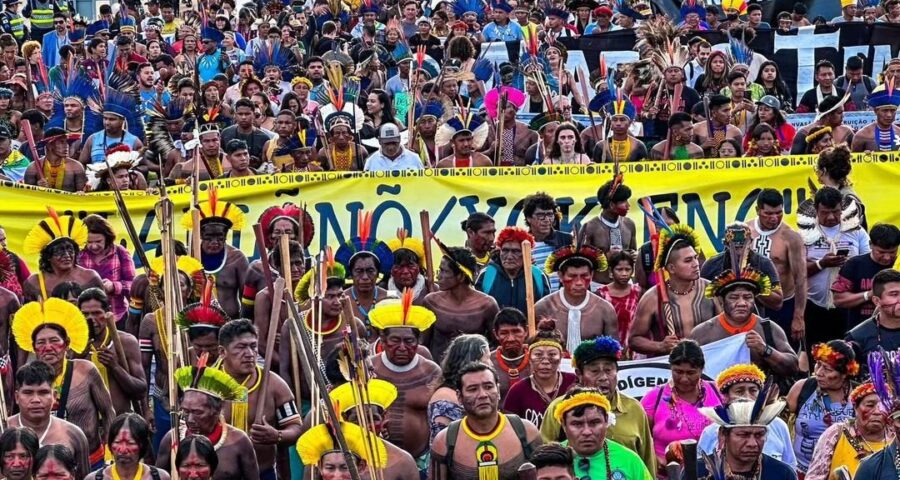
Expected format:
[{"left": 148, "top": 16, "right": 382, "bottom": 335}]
[
  {"left": 833, "top": 254, "right": 888, "bottom": 329},
  {"left": 798, "top": 86, "right": 847, "bottom": 113},
  {"left": 847, "top": 317, "right": 900, "bottom": 361},
  {"left": 219, "top": 126, "right": 270, "bottom": 162}
]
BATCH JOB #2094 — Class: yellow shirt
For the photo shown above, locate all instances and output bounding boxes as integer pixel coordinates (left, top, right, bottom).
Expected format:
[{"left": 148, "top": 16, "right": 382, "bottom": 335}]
[{"left": 830, "top": 429, "right": 887, "bottom": 479}]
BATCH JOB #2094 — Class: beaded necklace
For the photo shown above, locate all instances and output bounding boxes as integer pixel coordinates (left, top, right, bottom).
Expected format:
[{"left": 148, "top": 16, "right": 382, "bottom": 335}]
[
  {"left": 610, "top": 138, "right": 630, "bottom": 163},
  {"left": 876, "top": 126, "right": 897, "bottom": 151},
  {"left": 461, "top": 414, "right": 507, "bottom": 480},
  {"left": 43, "top": 159, "right": 65, "bottom": 190},
  {"left": 495, "top": 347, "right": 529, "bottom": 381},
  {"left": 331, "top": 145, "right": 354, "bottom": 171}
]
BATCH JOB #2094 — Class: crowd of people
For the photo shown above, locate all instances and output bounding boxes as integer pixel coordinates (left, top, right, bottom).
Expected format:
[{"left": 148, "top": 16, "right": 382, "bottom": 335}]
[{"left": 0, "top": 0, "right": 897, "bottom": 479}]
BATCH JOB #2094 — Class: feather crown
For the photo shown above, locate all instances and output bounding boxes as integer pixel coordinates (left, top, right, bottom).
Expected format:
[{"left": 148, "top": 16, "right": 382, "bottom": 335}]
[
  {"left": 12, "top": 298, "right": 90, "bottom": 354},
  {"left": 174, "top": 363, "right": 247, "bottom": 402},
  {"left": 704, "top": 267, "right": 773, "bottom": 298},
  {"left": 333, "top": 211, "right": 394, "bottom": 277},
  {"left": 296, "top": 421, "right": 387, "bottom": 468},
  {"left": 180, "top": 187, "right": 247, "bottom": 231},
  {"left": 258, "top": 203, "right": 315, "bottom": 249},
  {"left": 653, "top": 224, "right": 701, "bottom": 272},
  {"left": 367, "top": 288, "right": 437, "bottom": 332},
  {"left": 715, "top": 364, "right": 765, "bottom": 393},
  {"left": 386, "top": 229, "right": 427, "bottom": 268},
  {"left": 329, "top": 378, "right": 398, "bottom": 413},
  {"left": 553, "top": 389, "right": 612, "bottom": 424},
  {"left": 700, "top": 379, "right": 785, "bottom": 428},
  {"left": 23, "top": 208, "right": 89, "bottom": 255},
  {"left": 572, "top": 336, "right": 622, "bottom": 369}
]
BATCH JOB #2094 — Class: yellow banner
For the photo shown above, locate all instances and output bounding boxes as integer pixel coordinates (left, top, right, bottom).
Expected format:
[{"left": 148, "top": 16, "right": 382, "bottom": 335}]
[{"left": 2, "top": 154, "right": 898, "bottom": 271}]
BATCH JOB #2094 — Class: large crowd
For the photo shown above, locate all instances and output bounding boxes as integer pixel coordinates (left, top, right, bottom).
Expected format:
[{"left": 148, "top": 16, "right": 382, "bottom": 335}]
[{"left": 0, "top": 0, "right": 897, "bottom": 479}]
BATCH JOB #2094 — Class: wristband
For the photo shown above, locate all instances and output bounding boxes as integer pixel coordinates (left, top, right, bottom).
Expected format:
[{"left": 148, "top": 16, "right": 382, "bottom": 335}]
[
  {"left": 815, "top": 259, "right": 823, "bottom": 270},
  {"left": 277, "top": 431, "right": 282, "bottom": 445}
]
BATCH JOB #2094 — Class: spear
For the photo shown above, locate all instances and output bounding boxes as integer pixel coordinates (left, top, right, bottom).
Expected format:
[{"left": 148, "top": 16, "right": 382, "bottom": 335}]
[
  {"left": 494, "top": 91, "right": 508, "bottom": 166},
  {"left": 419, "top": 211, "right": 435, "bottom": 294},
  {"left": 639, "top": 198, "right": 675, "bottom": 337},
  {"left": 577, "top": 66, "right": 601, "bottom": 153},
  {"left": 103, "top": 155, "right": 152, "bottom": 275},
  {"left": 19, "top": 119, "right": 44, "bottom": 181},
  {"left": 522, "top": 240, "right": 536, "bottom": 337}
]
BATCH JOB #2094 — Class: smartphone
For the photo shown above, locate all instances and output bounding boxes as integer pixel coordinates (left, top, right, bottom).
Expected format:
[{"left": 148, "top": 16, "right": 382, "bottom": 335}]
[{"left": 837, "top": 248, "right": 850, "bottom": 256}]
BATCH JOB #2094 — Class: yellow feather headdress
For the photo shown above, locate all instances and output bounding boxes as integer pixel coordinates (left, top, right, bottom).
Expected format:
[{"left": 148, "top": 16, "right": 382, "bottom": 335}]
[
  {"left": 329, "top": 379, "right": 398, "bottom": 414},
  {"left": 12, "top": 298, "right": 90, "bottom": 354},
  {"left": 553, "top": 390, "right": 612, "bottom": 424},
  {"left": 174, "top": 362, "right": 247, "bottom": 402},
  {"left": 23, "top": 208, "right": 89, "bottom": 256},
  {"left": 386, "top": 229, "right": 427, "bottom": 269},
  {"left": 715, "top": 364, "right": 765, "bottom": 393},
  {"left": 296, "top": 421, "right": 387, "bottom": 468},
  {"left": 367, "top": 288, "right": 436, "bottom": 332},
  {"left": 180, "top": 186, "right": 246, "bottom": 231}
]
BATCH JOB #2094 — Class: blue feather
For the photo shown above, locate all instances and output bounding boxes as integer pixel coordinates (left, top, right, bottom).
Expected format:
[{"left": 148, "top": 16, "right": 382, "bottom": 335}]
[
  {"left": 749, "top": 378, "right": 772, "bottom": 425},
  {"left": 453, "top": 0, "right": 485, "bottom": 22},
  {"left": 637, "top": 198, "right": 673, "bottom": 234},
  {"left": 728, "top": 34, "right": 753, "bottom": 66},
  {"left": 473, "top": 58, "right": 493, "bottom": 83}
]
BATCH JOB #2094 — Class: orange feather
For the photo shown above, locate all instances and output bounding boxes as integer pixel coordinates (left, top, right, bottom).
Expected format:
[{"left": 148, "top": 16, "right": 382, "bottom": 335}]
[
  {"left": 46, "top": 207, "right": 62, "bottom": 232},
  {"left": 401, "top": 288, "right": 414, "bottom": 325}
]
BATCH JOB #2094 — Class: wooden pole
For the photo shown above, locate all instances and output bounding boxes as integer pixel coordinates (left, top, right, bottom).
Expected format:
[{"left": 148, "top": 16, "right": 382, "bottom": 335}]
[
  {"left": 254, "top": 277, "right": 284, "bottom": 424},
  {"left": 419, "top": 210, "right": 434, "bottom": 294},
  {"left": 191, "top": 210, "right": 202, "bottom": 260},
  {"left": 522, "top": 240, "right": 535, "bottom": 337}
]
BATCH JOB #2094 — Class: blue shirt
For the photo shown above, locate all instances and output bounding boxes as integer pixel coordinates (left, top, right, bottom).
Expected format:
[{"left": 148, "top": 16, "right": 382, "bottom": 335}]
[
  {"left": 140, "top": 89, "right": 171, "bottom": 122},
  {"left": 482, "top": 21, "right": 524, "bottom": 41},
  {"left": 42, "top": 30, "right": 69, "bottom": 68}
]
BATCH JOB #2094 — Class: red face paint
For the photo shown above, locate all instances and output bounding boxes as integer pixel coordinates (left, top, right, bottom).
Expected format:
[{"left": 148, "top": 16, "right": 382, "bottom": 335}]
[{"left": 178, "top": 452, "right": 211, "bottom": 480}]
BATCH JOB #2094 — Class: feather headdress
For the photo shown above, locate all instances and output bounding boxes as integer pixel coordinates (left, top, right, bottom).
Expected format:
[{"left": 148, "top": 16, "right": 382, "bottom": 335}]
[
  {"left": 174, "top": 360, "right": 246, "bottom": 401},
  {"left": 868, "top": 349, "right": 900, "bottom": 415},
  {"left": 258, "top": 203, "right": 315, "bottom": 249},
  {"left": 367, "top": 288, "right": 437, "bottom": 331},
  {"left": 653, "top": 223, "right": 701, "bottom": 272},
  {"left": 176, "top": 278, "right": 231, "bottom": 330},
  {"left": 434, "top": 101, "right": 489, "bottom": 148},
  {"left": 545, "top": 225, "right": 608, "bottom": 274},
  {"left": 23, "top": 207, "right": 89, "bottom": 255},
  {"left": 333, "top": 211, "right": 394, "bottom": 277},
  {"left": 47, "top": 64, "right": 100, "bottom": 132},
  {"left": 12, "top": 298, "right": 90, "bottom": 354},
  {"left": 386, "top": 229, "right": 427, "bottom": 268},
  {"left": 296, "top": 420, "right": 387, "bottom": 468},
  {"left": 700, "top": 379, "right": 785, "bottom": 428},
  {"left": 253, "top": 40, "right": 296, "bottom": 81},
  {"left": 180, "top": 186, "right": 247, "bottom": 231},
  {"left": 144, "top": 98, "right": 193, "bottom": 163},
  {"left": 85, "top": 70, "right": 145, "bottom": 142}
]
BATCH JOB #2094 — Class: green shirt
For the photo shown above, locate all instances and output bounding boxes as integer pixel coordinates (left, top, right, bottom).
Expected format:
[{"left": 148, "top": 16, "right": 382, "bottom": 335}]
[
  {"left": 567, "top": 439, "right": 653, "bottom": 480},
  {"left": 541, "top": 391, "right": 656, "bottom": 474}
]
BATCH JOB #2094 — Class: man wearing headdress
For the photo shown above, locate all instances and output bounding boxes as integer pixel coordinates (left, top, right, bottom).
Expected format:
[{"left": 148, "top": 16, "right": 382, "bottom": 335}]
[
  {"left": 251, "top": 240, "right": 305, "bottom": 372},
  {"left": 554, "top": 387, "right": 652, "bottom": 479},
  {"left": 790, "top": 95, "right": 854, "bottom": 154},
  {"left": 535, "top": 243, "right": 618, "bottom": 353},
  {"left": 352, "top": 0, "right": 386, "bottom": 39},
  {"left": 435, "top": 108, "right": 493, "bottom": 168},
  {"left": 583, "top": 177, "right": 636, "bottom": 284},
  {"left": 692, "top": 94, "right": 743, "bottom": 154},
  {"left": 476, "top": 227, "right": 550, "bottom": 316},
  {"left": 695, "top": 393, "right": 796, "bottom": 478},
  {"left": 7, "top": 361, "right": 90, "bottom": 477},
  {"left": 215, "top": 319, "right": 301, "bottom": 480},
  {"left": 168, "top": 124, "right": 227, "bottom": 181},
  {"left": 593, "top": 94, "right": 647, "bottom": 163},
  {"left": 21, "top": 210, "right": 102, "bottom": 303},
  {"left": 482, "top": 0, "right": 524, "bottom": 41},
  {"left": 321, "top": 379, "right": 420, "bottom": 480},
  {"left": 156, "top": 365, "right": 259, "bottom": 480},
  {"left": 639, "top": 26, "right": 700, "bottom": 138},
  {"left": 78, "top": 98, "right": 144, "bottom": 166},
  {"left": 334, "top": 216, "right": 393, "bottom": 336},
  {"left": 700, "top": 222, "right": 783, "bottom": 313},
  {"left": 11, "top": 298, "right": 114, "bottom": 472},
  {"left": 431, "top": 362, "right": 543, "bottom": 480},
  {"left": 851, "top": 83, "right": 900, "bottom": 152},
  {"left": 384, "top": 232, "right": 429, "bottom": 303},
  {"left": 296, "top": 418, "right": 390, "bottom": 480},
  {"left": 241, "top": 203, "right": 313, "bottom": 318},
  {"left": 369, "top": 294, "right": 442, "bottom": 471},
  {"left": 690, "top": 266, "right": 798, "bottom": 378},
  {"left": 628, "top": 224, "right": 719, "bottom": 355},
  {"left": 23, "top": 127, "right": 85, "bottom": 192},
  {"left": 483, "top": 86, "right": 535, "bottom": 166},
  {"left": 316, "top": 107, "right": 367, "bottom": 171},
  {"left": 540, "top": 337, "right": 656, "bottom": 472},
  {"left": 181, "top": 191, "right": 250, "bottom": 319}
]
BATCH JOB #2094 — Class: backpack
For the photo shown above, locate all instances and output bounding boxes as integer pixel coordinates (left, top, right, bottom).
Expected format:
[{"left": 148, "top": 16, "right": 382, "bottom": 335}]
[{"left": 444, "top": 415, "right": 533, "bottom": 472}]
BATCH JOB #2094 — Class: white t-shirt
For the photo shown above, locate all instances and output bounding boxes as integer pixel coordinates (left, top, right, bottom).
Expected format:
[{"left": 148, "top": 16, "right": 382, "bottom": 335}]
[
  {"left": 806, "top": 224, "right": 871, "bottom": 307},
  {"left": 363, "top": 148, "right": 424, "bottom": 171}
]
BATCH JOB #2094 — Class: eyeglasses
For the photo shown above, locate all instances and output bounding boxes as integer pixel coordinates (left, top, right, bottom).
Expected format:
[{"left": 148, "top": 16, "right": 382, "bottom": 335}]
[{"left": 531, "top": 212, "right": 555, "bottom": 220}]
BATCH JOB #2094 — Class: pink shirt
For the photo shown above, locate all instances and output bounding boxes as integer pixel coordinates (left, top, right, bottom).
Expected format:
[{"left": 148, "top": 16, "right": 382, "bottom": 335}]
[{"left": 640, "top": 381, "right": 722, "bottom": 459}]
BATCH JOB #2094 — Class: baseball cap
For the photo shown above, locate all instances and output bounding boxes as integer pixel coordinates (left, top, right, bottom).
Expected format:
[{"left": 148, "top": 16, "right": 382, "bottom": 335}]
[
  {"left": 0, "top": 125, "right": 11, "bottom": 139},
  {"left": 378, "top": 123, "right": 401, "bottom": 142},
  {"left": 757, "top": 95, "right": 781, "bottom": 110}
]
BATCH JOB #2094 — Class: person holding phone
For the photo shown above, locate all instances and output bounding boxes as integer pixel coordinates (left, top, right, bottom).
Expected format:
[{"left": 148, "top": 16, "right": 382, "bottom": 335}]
[{"left": 797, "top": 186, "right": 871, "bottom": 361}]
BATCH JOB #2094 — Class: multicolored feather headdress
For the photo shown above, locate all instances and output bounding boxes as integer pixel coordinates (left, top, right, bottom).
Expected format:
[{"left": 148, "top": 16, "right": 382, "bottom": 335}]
[
  {"left": 700, "top": 378, "right": 785, "bottom": 428},
  {"left": 85, "top": 70, "right": 145, "bottom": 141},
  {"left": 652, "top": 223, "right": 701, "bottom": 272},
  {"left": 180, "top": 186, "right": 247, "bottom": 231},
  {"left": 679, "top": 0, "right": 706, "bottom": 19},
  {"left": 258, "top": 203, "right": 315, "bottom": 249},
  {"left": 23, "top": 207, "right": 89, "bottom": 255},
  {"left": 295, "top": 247, "right": 346, "bottom": 302},
  {"left": 545, "top": 225, "right": 608, "bottom": 274},
  {"left": 176, "top": 278, "right": 231, "bottom": 330},
  {"left": 333, "top": 211, "right": 394, "bottom": 277},
  {"left": 434, "top": 101, "right": 489, "bottom": 148},
  {"left": 386, "top": 229, "right": 426, "bottom": 268},
  {"left": 47, "top": 63, "right": 100, "bottom": 131}
]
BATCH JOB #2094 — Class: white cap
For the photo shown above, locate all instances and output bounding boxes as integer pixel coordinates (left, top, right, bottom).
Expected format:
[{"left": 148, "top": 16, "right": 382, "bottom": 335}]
[{"left": 378, "top": 123, "right": 401, "bottom": 141}]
